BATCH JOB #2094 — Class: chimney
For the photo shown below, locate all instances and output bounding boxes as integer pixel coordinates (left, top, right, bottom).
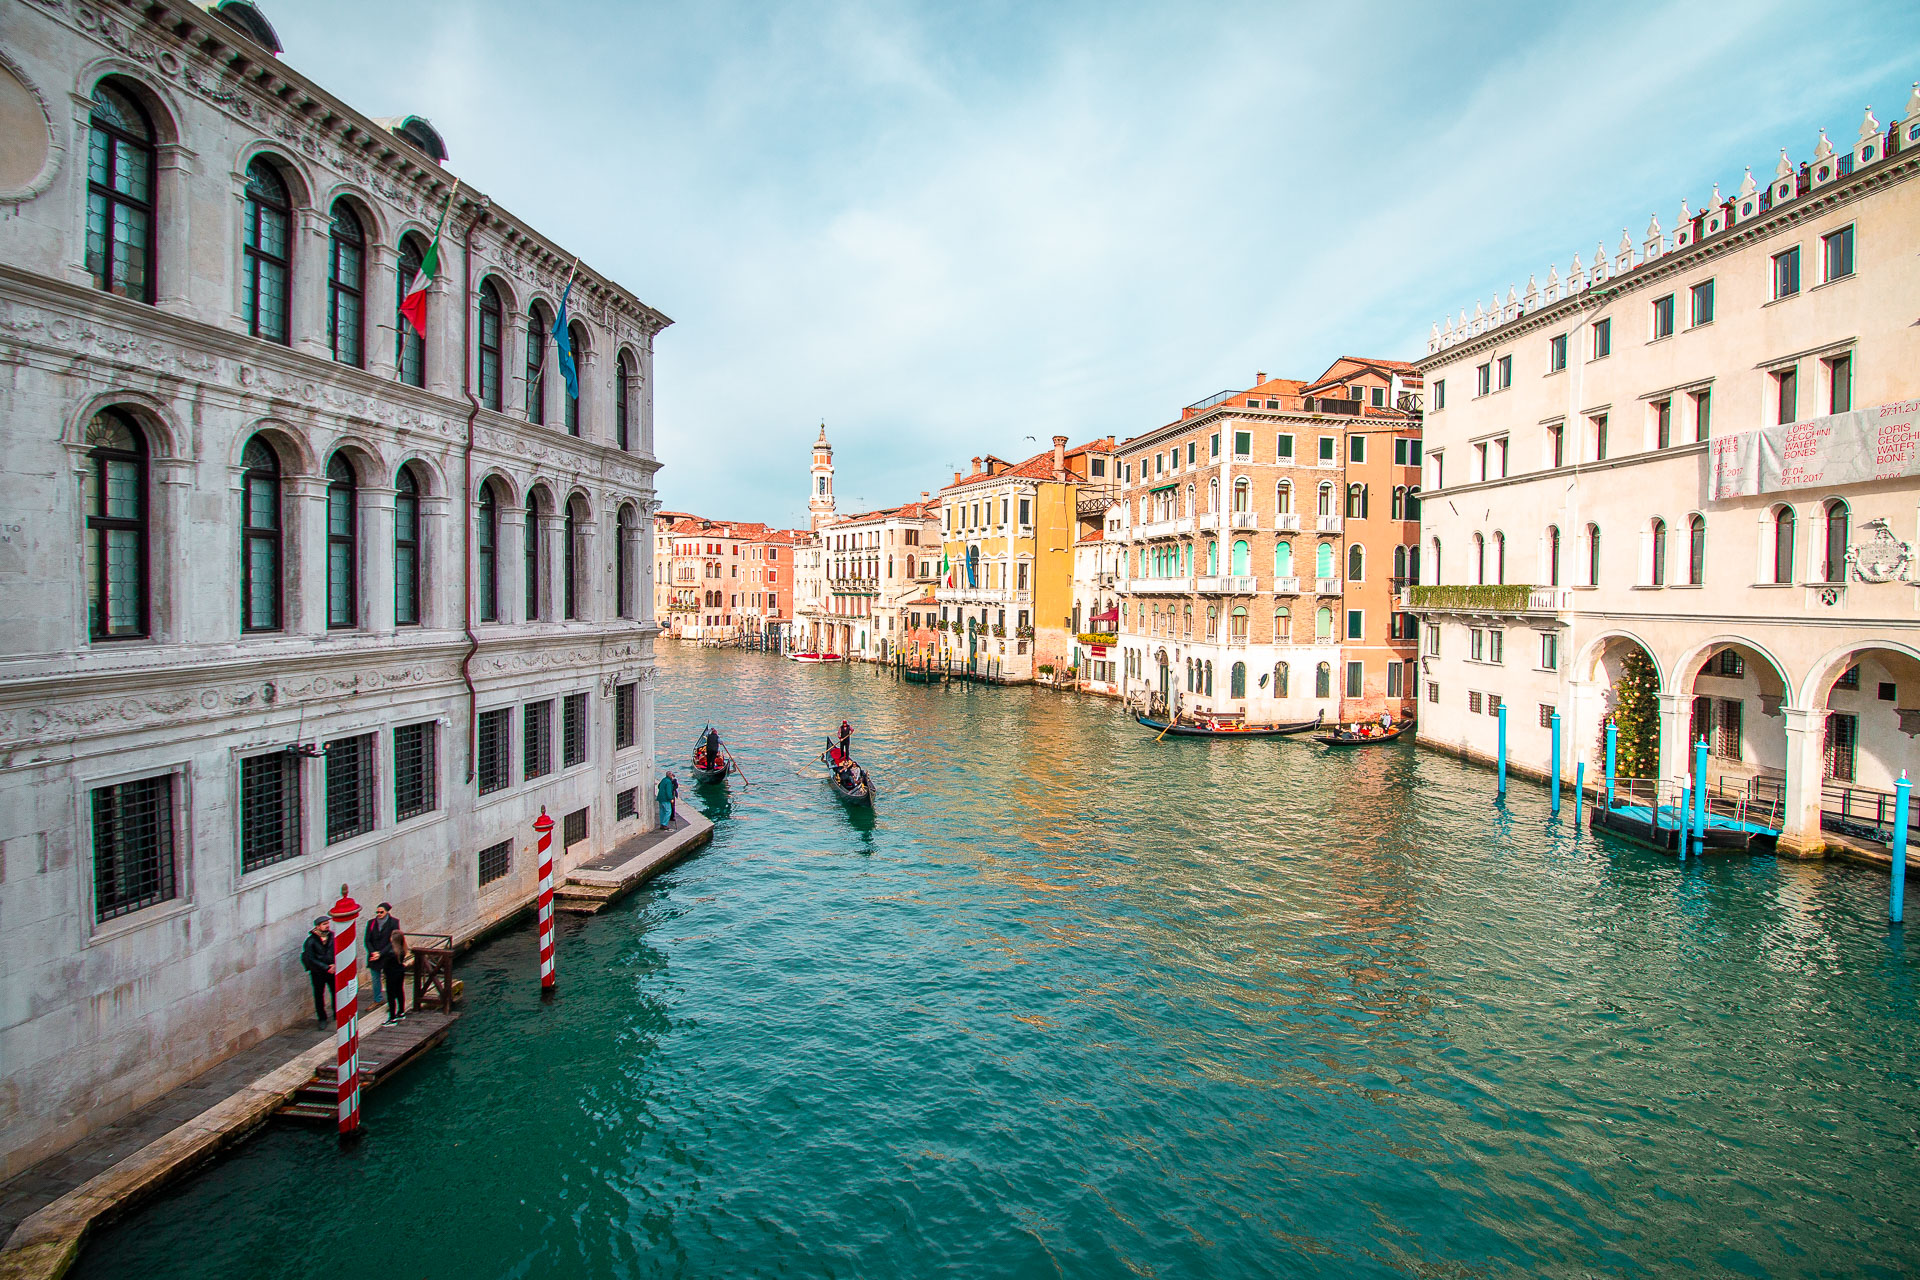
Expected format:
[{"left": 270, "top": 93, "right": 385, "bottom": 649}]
[
  {"left": 1256, "top": 370, "right": 1267, "bottom": 385},
  {"left": 971, "top": 456, "right": 982, "bottom": 475},
  {"left": 953, "top": 471, "right": 963, "bottom": 486},
  {"left": 920, "top": 491, "right": 930, "bottom": 502},
  {"left": 1052, "top": 434, "right": 1068, "bottom": 480}
]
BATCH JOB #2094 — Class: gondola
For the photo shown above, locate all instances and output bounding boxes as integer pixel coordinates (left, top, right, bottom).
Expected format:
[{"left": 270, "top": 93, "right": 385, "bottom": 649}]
[
  {"left": 901, "top": 660, "right": 946, "bottom": 684},
  {"left": 1134, "top": 711, "right": 1324, "bottom": 738},
  {"left": 820, "top": 741, "right": 874, "bottom": 807},
  {"left": 790, "top": 651, "right": 841, "bottom": 663},
  {"left": 1313, "top": 721, "right": 1416, "bottom": 747},
  {"left": 692, "top": 726, "right": 733, "bottom": 783}
]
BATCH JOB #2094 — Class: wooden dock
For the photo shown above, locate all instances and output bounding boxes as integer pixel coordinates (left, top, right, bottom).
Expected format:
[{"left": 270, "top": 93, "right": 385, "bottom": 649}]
[
  {"left": 274, "top": 1010, "right": 461, "bottom": 1124},
  {"left": 553, "top": 810, "right": 714, "bottom": 914}
]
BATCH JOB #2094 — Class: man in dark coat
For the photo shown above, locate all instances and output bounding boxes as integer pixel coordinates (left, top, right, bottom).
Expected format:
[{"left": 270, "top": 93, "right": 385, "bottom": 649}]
[
  {"left": 838, "top": 719, "right": 852, "bottom": 759},
  {"left": 301, "top": 917, "right": 334, "bottom": 1026},
  {"left": 364, "top": 903, "right": 400, "bottom": 1005}
]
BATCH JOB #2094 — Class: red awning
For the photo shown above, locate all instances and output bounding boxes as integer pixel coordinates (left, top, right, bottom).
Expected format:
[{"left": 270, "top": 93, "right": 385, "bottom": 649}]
[{"left": 1090, "top": 607, "right": 1119, "bottom": 625}]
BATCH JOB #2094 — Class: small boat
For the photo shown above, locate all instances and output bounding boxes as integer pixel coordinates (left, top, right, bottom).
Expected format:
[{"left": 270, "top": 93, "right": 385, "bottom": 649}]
[
  {"left": 691, "top": 726, "right": 733, "bottom": 783},
  {"left": 820, "top": 741, "right": 874, "bottom": 807},
  {"left": 1314, "top": 721, "right": 1416, "bottom": 747},
  {"left": 1135, "top": 711, "right": 1324, "bottom": 738},
  {"left": 790, "top": 651, "right": 841, "bottom": 664},
  {"left": 901, "top": 661, "right": 945, "bottom": 684}
]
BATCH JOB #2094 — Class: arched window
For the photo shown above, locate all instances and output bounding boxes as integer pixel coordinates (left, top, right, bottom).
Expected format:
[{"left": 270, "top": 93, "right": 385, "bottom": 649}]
[
  {"left": 326, "top": 201, "right": 364, "bottom": 367},
  {"left": 1205, "top": 540, "right": 1217, "bottom": 575},
  {"left": 1405, "top": 487, "right": 1421, "bottom": 521},
  {"left": 616, "top": 504, "right": 635, "bottom": 618},
  {"left": 525, "top": 305, "right": 549, "bottom": 425},
  {"left": 1315, "top": 661, "right": 1332, "bottom": 698},
  {"left": 476, "top": 482, "right": 499, "bottom": 622},
  {"left": 1587, "top": 522, "right": 1602, "bottom": 586},
  {"left": 1231, "top": 661, "right": 1247, "bottom": 698},
  {"left": 524, "top": 490, "right": 545, "bottom": 619},
  {"left": 1185, "top": 483, "right": 1195, "bottom": 517},
  {"left": 1393, "top": 545, "right": 1407, "bottom": 581},
  {"left": 325, "top": 454, "right": 357, "bottom": 628},
  {"left": 1231, "top": 539, "right": 1250, "bottom": 576},
  {"left": 564, "top": 495, "right": 585, "bottom": 619},
  {"left": 241, "top": 158, "right": 292, "bottom": 344},
  {"left": 1348, "top": 544, "right": 1364, "bottom": 582},
  {"left": 1276, "top": 481, "right": 1292, "bottom": 514},
  {"left": 1429, "top": 537, "right": 1441, "bottom": 585},
  {"left": 1772, "top": 507, "right": 1795, "bottom": 584},
  {"left": 1688, "top": 514, "right": 1706, "bottom": 585},
  {"left": 85, "top": 82, "right": 156, "bottom": 303},
  {"left": 1472, "top": 532, "right": 1485, "bottom": 584},
  {"left": 1275, "top": 540, "right": 1293, "bottom": 578},
  {"left": 1274, "top": 662, "right": 1290, "bottom": 697},
  {"left": 1316, "top": 541, "right": 1334, "bottom": 580},
  {"left": 1230, "top": 605, "right": 1248, "bottom": 642},
  {"left": 565, "top": 322, "right": 588, "bottom": 436},
  {"left": 1317, "top": 482, "right": 1333, "bottom": 516},
  {"left": 1345, "top": 483, "right": 1366, "bottom": 519},
  {"left": 395, "top": 233, "right": 427, "bottom": 387},
  {"left": 1493, "top": 531, "right": 1506, "bottom": 584},
  {"left": 477, "top": 280, "right": 504, "bottom": 410},
  {"left": 1233, "top": 478, "right": 1250, "bottom": 512},
  {"left": 84, "top": 409, "right": 148, "bottom": 639},
  {"left": 394, "top": 466, "right": 421, "bottom": 625},
  {"left": 1546, "top": 526, "right": 1561, "bottom": 587},
  {"left": 1315, "top": 606, "right": 1333, "bottom": 640},
  {"left": 1205, "top": 661, "right": 1213, "bottom": 695},
  {"left": 615, "top": 351, "right": 635, "bottom": 451},
  {"left": 1209, "top": 477, "right": 1219, "bottom": 512},
  {"left": 1823, "top": 499, "right": 1850, "bottom": 583},
  {"left": 1650, "top": 518, "right": 1667, "bottom": 586},
  {"left": 240, "top": 436, "right": 282, "bottom": 632},
  {"left": 1408, "top": 543, "right": 1421, "bottom": 583},
  {"left": 1391, "top": 486, "right": 1406, "bottom": 520}
]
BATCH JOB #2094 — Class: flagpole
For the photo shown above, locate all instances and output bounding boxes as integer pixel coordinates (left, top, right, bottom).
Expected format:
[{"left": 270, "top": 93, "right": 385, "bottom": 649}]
[{"left": 432, "top": 178, "right": 461, "bottom": 236}]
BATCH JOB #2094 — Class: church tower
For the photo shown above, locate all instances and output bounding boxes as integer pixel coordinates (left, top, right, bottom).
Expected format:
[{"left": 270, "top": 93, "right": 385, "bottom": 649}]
[{"left": 809, "top": 422, "right": 836, "bottom": 531}]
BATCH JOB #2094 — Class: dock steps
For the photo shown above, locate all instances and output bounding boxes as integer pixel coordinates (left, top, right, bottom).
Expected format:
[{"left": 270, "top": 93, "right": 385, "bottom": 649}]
[{"left": 273, "top": 1009, "right": 460, "bottom": 1124}]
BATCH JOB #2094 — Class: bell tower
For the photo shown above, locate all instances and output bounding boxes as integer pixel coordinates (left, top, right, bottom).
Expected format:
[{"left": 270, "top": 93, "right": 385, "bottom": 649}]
[{"left": 809, "top": 422, "right": 836, "bottom": 531}]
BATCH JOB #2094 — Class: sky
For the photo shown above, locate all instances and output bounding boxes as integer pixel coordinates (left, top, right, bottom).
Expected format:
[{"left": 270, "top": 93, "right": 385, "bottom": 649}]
[{"left": 272, "top": 0, "right": 1920, "bottom": 528}]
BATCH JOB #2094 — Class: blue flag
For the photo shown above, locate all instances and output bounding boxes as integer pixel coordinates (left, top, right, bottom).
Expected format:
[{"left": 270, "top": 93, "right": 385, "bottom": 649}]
[{"left": 553, "top": 276, "right": 580, "bottom": 402}]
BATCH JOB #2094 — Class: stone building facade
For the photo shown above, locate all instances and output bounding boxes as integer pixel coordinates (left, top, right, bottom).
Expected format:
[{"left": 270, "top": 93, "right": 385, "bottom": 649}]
[{"left": 0, "top": 0, "right": 668, "bottom": 1177}]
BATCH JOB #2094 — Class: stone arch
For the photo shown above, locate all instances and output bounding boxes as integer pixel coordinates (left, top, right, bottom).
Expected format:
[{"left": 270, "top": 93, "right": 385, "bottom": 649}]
[
  {"left": 394, "top": 455, "right": 448, "bottom": 498},
  {"left": 231, "top": 419, "right": 316, "bottom": 476},
  {"left": 64, "top": 390, "right": 185, "bottom": 461},
  {"left": 563, "top": 486, "right": 595, "bottom": 522},
  {"left": 318, "top": 182, "right": 388, "bottom": 247},
  {"left": 1573, "top": 628, "right": 1664, "bottom": 688},
  {"left": 74, "top": 59, "right": 185, "bottom": 146},
  {"left": 1668, "top": 635, "right": 1795, "bottom": 710},
  {"left": 316, "top": 433, "right": 388, "bottom": 485},
  {"left": 475, "top": 269, "right": 519, "bottom": 315},
  {"left": 523, "top": 479, "right": 557, "bottom": 516},
  {"left": 233, "top": 142, "right": 317, "bottom": 212},
  {"left": 475, "top": 468, "right": 522, "bottom": 508},
  {"left": 1798, "top": 638, "right": 1920, "bottom": 712}
]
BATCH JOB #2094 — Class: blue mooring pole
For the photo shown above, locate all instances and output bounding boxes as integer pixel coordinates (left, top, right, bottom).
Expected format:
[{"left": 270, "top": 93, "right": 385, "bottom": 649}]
[
  {"left": 1893, "top": 772, "right": 1910, "bottom": 925},
  {"left": 1693, "top": 737, "right": 1710, "bottom": 856},
  {"left": 1550, "top": 712, "right": 1562, "bottom": 815},
  {"left": 1495, "top": 702, "right": 1508, "bottom": 801},
  {"left": 1575, "top": 760, "right": 1585, "bottom": 830},
  {"left": 1604, "top": 721, "right": 1618, "bottom": 813},
  {"left": 1677, "top": 783, "right": 1690, "bottom": 859}
]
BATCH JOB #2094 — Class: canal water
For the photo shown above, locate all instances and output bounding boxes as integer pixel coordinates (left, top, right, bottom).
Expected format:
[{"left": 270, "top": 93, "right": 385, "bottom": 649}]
[{"left": 77, "top": 647, "right": 1920, "bottom": 1278}]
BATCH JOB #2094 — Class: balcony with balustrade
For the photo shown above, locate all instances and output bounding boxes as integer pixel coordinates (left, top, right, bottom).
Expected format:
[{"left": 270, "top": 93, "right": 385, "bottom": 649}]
[
  {"left": 1273, "top": 513, "right": 1302, "bottom": 532},
  {"left": 1125, "top": 577, "right": 1193, "bottom": 595},
  {"left": 1315, "top": 515, "right": 1343, "bottom": 533},
  {"left": 1316, "top": 576, "right": 1342, "bottom": 594},
  {"left": 1407, "top": 584, "right": 1566, "bottom": 619},
  {"left": 1134, "top": 517, "right": 1195, "bottom": 542},
  {"left": 1197, "top": 513, "right": 1221, "bottom": 533},
  {"left": 1229, "top": 512, "right": 1260, "bottom": 531},
  {"left": 1272, "top": 576, "right": 1301, "bottom": 595},
  {"left": 1195, "top": 575, "right": 1258, "bottom": 595}
]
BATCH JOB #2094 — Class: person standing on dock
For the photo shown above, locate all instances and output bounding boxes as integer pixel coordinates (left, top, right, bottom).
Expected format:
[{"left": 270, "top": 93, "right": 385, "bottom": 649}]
[
  {"left": 301, "top": 917, "right": 334, "bottom": 1027},
  {"left": 656, "top": 769, "right": 678, "bottom": 828},
  {"left": 380, "top": 922, "right": 409, "bottom": 1022},
  {"left": 364, "top": 903, "right": 400, "bottom": 1006},
  {"left": 839, "top": 719, "right": 852, "bottom": 759}
]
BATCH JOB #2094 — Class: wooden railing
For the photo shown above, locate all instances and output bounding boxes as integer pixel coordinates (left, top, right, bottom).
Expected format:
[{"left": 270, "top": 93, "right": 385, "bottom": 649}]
[{"left": 409, "top": 934, "right": 456, "bottom": 1012}]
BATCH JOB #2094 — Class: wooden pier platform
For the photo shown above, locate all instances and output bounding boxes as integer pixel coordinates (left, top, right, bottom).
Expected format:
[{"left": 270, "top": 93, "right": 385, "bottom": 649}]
[
  {"left": 274, "top": 1010, "right": 461, "bottom": 1124},
  {"left": 553, "top": 810, "right": 714, "bottom": 914}
]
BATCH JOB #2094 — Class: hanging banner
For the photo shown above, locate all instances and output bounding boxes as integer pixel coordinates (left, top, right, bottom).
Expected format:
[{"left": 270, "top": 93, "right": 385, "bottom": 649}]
[{"left": 1710, "top": 399, "right": 1920, "bottom": 499}]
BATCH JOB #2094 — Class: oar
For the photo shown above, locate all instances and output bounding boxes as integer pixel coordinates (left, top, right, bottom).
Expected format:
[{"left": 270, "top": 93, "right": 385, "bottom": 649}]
[
  {"left": 730, "top": 751, "right": 751, "bottom": 789},
  {"left": 1156, "top": 719, "right": 1175, "bottom": 743}
]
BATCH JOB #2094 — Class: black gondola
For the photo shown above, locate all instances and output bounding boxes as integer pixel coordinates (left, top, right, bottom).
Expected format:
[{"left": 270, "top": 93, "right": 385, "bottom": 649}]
[
  {"left": 1313, "top": 721, "right": 1415, "bottom": 747},
  {"left": 692, "top": 725, "right": 733, "bottom": 783},
  {"left": 821, "top": 741, "right": 874, "bottom": 807},
  {"left": 1134, "top": 711, "right": 1323, "bottom": 738}
]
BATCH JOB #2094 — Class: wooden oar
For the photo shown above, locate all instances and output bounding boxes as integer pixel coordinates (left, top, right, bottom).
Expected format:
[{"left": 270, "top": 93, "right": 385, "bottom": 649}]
[
  {"left": 1156, "top": 718, "right": 1175, "bottom": 742},
  {"left": 729, "top": 751, "right": 751, "bottom": 789}
]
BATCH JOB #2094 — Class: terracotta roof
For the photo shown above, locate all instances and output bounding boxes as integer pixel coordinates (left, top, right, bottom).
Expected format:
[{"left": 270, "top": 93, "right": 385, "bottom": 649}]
[{"left": 940, "top": 439, "right": 1115, "bottom": 492}]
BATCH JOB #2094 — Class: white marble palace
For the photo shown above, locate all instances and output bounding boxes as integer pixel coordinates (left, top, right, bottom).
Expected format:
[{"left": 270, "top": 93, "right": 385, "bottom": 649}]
[
  {"left": 1412, "top": 85, "right": 1920, "bottom": 857},
  {"left": 0, "top": 0, "right": 668, "bottom": 1176}
]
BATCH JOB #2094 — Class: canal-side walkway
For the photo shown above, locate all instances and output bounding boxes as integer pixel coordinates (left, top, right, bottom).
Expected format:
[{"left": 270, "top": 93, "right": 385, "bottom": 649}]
[{"left": 555, "top": 809, "right": 715, "bottom": 913}]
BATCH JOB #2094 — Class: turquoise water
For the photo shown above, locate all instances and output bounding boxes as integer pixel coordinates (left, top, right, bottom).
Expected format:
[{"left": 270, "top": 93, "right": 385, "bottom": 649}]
[{"left": 76, "top": 647, "right": 1920, "bottom": 1278}]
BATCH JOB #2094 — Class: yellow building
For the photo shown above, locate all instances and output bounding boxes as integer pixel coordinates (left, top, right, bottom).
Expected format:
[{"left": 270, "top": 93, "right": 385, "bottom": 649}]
[{"left": 935, "top": 436, "right": 1114, "bottom": 681}]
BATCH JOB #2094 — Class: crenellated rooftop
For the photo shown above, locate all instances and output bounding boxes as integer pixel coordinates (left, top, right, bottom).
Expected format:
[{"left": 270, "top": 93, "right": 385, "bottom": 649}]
[{"left": 1427, "top": 82, "right": 1920, "bottom": 356}]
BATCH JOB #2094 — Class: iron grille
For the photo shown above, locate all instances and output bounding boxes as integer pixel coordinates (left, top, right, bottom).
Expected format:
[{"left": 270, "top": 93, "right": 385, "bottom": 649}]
[
  {"left": 615, "top": 683, "right": 636, "bottom": 749},
  {"left": 562, "top": 693, "right": 587, "bottom": 767},
  {"left": 91, "top": 774, "right": 175, "bottom": 921},
  {"left": 325, "top": 734, "right": 375, "bottom": 844},
  {"left": 524, "top": 700, "right": 553, "bottom": 780},
  {"left": 563, "top": 807, "right": 587, "bottom": 848},
  {"left": 478, "top": 838, "right": 510, "bottom": 885},
  {"left": 477, "top": 708, "right": 511, "bottom": 794},
  {"left": 240, "top": 751, "right": 301, "bottom": 872},
  {"left": 616, "top": 788, "right": 637, "bottom": 820},
  {"left": 393, "top": 722, "right": 436, "bottom": 821}
]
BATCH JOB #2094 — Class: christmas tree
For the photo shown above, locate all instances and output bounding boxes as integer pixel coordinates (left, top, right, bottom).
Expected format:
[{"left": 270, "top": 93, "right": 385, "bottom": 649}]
[{"left": 1610, "top": 646, "right": 1662, "bottom": 778}]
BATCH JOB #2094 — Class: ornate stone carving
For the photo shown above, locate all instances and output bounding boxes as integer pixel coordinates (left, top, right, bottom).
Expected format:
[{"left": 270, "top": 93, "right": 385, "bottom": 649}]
[{"left": 1849, "top": 519, "right": 1912, "bottom": 584}]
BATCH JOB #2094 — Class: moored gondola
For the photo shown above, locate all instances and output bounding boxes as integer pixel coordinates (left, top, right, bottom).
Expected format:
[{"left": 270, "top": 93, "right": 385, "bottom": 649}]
[
  {"left": 1313, "top": 720, "right": 1415, "bottom": 747},
  {"left": 1134, "top": 711, "right": 1323, "bottom": 738}
]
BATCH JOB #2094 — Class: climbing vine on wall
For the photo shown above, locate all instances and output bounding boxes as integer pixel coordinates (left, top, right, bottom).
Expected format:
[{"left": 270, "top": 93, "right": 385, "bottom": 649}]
[{"left": 1609, "top": 646, "right": 1661, "bottom": 779}]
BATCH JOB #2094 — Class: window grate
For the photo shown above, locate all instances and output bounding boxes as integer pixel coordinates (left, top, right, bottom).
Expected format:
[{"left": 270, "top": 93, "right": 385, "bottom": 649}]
[
  {"left": 562, "top": 692, "right": 587, "bottom": 768},
  {"left": 92, "top": 774, "right": 175, "bottom": 921},
  {"left": 615, "top": 683, "right": 636, "bottom": 749},
  {"left": 1468, "top": 691, "right": 1483, "bottom": 714},
  {"left": 563, "top": 807, "right": 588, "bottom": 848},
  {"left": 478, "top": 838, "right": 510, "bottom": 886},
  {"left": 241, "top": 751, "right": 302, "bottom": 872},
  {"left": 524, "top": 700, "right": 553, "bottom": 780},
  {"left": 1539, "top": 704, "right": 1556, "bottom": 729},
  {"left": 325, "top": 734, "right": 375, "bottom": 845},
  {"left": 477, "top": 708, "right": 511, "bottom": 794},
  {"left": 616, "top": 787, "right": 638, "bottom": 820},
  {"left": 393, "top": 722, "right": 436, "bottom": 821}
]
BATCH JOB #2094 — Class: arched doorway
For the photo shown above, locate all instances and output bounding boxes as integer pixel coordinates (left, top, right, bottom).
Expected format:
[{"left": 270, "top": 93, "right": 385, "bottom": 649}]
[
  {"left": 1782, "top": 643, "right": 1920, "bottom": 853},
  {"left": 1674, "top": 639, "right": 1793, "bottom": 828},
  {"left": 1579, "top": 633, "right": 1663, "bottom": 782}
]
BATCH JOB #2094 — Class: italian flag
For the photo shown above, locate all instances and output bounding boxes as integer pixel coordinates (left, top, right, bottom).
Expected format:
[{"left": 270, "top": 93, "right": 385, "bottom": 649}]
[
  {"left": 400, "top": 181, "right": 458, "bottom": 338},
  {"left": 941, "top": 551, "right": 953, "bottom": 587}
]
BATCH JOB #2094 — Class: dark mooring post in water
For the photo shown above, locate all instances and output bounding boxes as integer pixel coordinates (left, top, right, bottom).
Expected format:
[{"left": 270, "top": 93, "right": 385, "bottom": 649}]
[
  {"left": 1574, "top": 760, "right": 1585, "bottom": 830},
  {"left": 1549, "top": 711, "right": 1562, "bottom": 815}
]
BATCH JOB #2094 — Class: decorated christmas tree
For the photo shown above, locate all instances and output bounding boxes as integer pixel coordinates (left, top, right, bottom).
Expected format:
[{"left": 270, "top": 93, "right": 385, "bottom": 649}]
[{"left": 1610, "top": 647, "right": 1662, "bottom": 778}]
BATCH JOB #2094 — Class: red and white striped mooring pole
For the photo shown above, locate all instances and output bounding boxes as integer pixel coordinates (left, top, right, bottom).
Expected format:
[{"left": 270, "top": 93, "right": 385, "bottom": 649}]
[
  {"left": 328, "top": 885, "right": 362, "bottom": 1137},
  {"left": 535, "top": 808, "right": 556, "bottom": 992}
]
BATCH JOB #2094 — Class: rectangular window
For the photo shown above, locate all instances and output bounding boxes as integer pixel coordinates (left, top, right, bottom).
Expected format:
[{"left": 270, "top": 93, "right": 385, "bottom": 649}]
[
  {"left": 1018, "top": 497, "right": 1031, "bottom": 525},
  {"left": 91, "top": 774, "right": 176, "bottom": 922},
  {"left": 478, "top": 707, "right": 511, "bottom": 794},
  {"left": 1825, "top": 712, "right": 1858, "bottom": 782},
  {"left": 1210, "top": 432, "right": 1220, "bottom": 458},
  {"left": 1497, "top": 355, "right": 1512, "bottom": 389},
  {"left": 1592, "top": 415, "right": 1609, "bottom": 461},
  {"left": 1234, "top": 431, "right": 1251, "bottom": 457},
  {"left": 1276, "top": 434, "right": 1294, "bottom": 460},
  {"left": 1386, "top": 662, "right": 1403, "bottom": 698},
  {"left": 1494, "top": 436, "right": 1509, "bottom": 478},
  {"left": 1346, "top": 609, "right": 1362, "bottom": 640},
  {"left": 1428, "top": 681, "right": 1440, "bottom": 703},
  {"left": 1591, "top": 318, "right": 1611, "bottom": 359},
  {"left": 562, "top": 692, "right": 587, "bottom": 768},
  {"left": 1548, "top": 334, "right": 1567, "bottom": 372},
  {"left": 1372, "top": 386, "right": 1386, "bottom": 407},
  {"left": 1476, "top": 362, "right": 1492, "bottom": 396},
  {"left": 1716, "top": 699, "right": 1744, "bottom": 761},
  {"left": 1433, "top": 379, "right": 1445, "bottom": 410},
  {"left": 1718, "top": 649, "right": 1745, "bottom": 677},
  {"left": 1425, "top": 623, "right": 1440, "bottom": 655},
  {"left": 393, "top": 721, "right": 436, "bottom": 822},
  {"left": 1773, "top": 246, "right": 1801, "bottom": 299},
  {"left": 1692, "top": 389, "right": 1711, "bottom": 442},
  {"left": 1488, "top": 693, "right": 1502, "bottom": 716},
  {"left": 1539, "top": 704, "right": 1556, "bottom": 729},
  {"left": 563, "top": 806, "right": 588, "bottom": 848},
  {"left": 1318, "top": 436, "right": 1335, "bottom": 463},
  {"left": 523, "top": 699, "right": 553, "bottom": 781},
  {"left": 1541, "top": 632, "right": 1559, "bottom": 670},
  {"left": 1776, "top": 367, "right": 1797, "bottom": 425},
  {"left": 1470, "top": 627, "right": 1484, "bottom": 661},
  {"left": 1345, "top": 661, "right": 1364, "bottom": 698},
  {"left": 239, "top": 751, "right": 301, "bottom": 872},
  {"left": 1654, "top": 399, "right": 1672, "bottom": 449},
  {"left": 1651, "top": 293, "right": 1675, "bottom": 339},
  {"left": 478, "top": 838, "right": 510, "bottom": 886},
  {"left": 1017, "top": 562, "right": 1029, "bottom": 590},
  {"left": 1548, "top": 422, "right": 1565, "bottom": 468},
  {"left": 615, "top": 682, "right": 637, "bottom": 749},
  {"left": 1186, "top": 442, "right": 1196, "bottom": 465},
  {"left": 616, "top": 787, "right": 638, "bottom": 820},
  {"left": 1690, "top": 279, "right": 1715, "bottom": 326},
  {"left": 1468, "top": 690, "right": 1483, "bottom": 714},
  {"left": 1828, "top": 354, "right": 1852, "bottom": 414},
  {"left": 324, "top": 733, "right": 375, "bottom": 845},
  {"left": 1822, "top": 225, "right": 1854, "bottom": 282},
  {"left": 1488, "top": 629, "right": 1504, "bottom": 664},
  {"left": 1349, "top": 435, "right": 1366, "bottom": 464}
]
